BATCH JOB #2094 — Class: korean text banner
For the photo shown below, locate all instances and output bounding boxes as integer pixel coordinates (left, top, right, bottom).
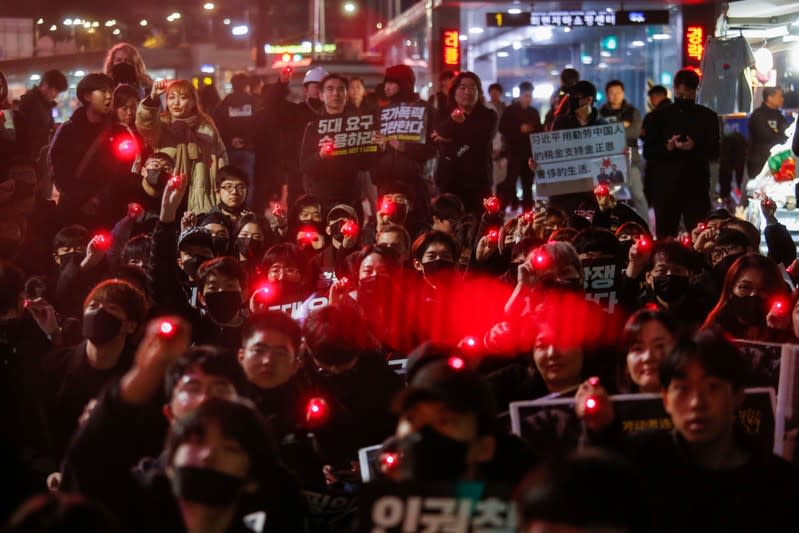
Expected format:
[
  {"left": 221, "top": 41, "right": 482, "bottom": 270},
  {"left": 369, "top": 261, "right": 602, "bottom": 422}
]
[
  {"left": 315, "top": 112, "right": 379, "bottom": 157},
  {"left": 380, "top": 103, "right": 428, "bottom": 144},
  {"left": 530, "top": 123, "right": 627, "bottom": 196}
]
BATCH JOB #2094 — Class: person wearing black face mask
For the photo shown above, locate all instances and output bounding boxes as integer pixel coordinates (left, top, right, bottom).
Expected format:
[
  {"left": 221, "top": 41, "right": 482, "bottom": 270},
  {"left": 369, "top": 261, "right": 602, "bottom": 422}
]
[
  {"left": 643, "top": 69, "right": 720, "bottom": 238},
  {"left": 703, "top": 253, "right": 789, "bottom": 341},
  {"left": 40, "top": 279, "right": 146, "bottom": 464},
  {"left": 621, "top": 240, "right": 714, "bottom": 331},
  {"left": 65, "top": 321, "right": 308, "bottom": 533},
  {"left": 299, "top": 304, "right": 403, "bottom": 471},
  {"left": 380, "top": 356, "right": 533, "bottom": 485},
  {"left": 312, "top": 204, "right": 361, "bottom": 284},
  {"left": 51, "top": 226, "right": 110, "bottom": 321}
]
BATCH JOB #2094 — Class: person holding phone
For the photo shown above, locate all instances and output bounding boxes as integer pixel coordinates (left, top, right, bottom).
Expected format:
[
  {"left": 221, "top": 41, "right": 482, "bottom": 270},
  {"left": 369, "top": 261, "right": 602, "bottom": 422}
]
[{"left": 643, "top": 69, "right": 720, "bottom": 238}]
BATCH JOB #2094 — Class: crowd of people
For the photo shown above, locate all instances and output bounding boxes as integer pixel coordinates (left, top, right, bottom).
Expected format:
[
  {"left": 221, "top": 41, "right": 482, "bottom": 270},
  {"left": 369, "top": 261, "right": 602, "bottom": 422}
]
[{"left": 2, "top": 41, "right": 799, "bottom": 532}]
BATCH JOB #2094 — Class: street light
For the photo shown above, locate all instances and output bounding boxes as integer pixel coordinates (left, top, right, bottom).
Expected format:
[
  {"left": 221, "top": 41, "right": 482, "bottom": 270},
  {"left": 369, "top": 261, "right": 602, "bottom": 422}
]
[
  {"left": 203, "top": 2, "right": 215, "bottom": 9},
  {"left": 343, "top": 1, "right": 357, "bottom": 14},
  {"left": 140, "top": 19, "right": 148, "bottom": 26},
  {"left": 231, "top": 24, "right": 249, "bottom": 36}
]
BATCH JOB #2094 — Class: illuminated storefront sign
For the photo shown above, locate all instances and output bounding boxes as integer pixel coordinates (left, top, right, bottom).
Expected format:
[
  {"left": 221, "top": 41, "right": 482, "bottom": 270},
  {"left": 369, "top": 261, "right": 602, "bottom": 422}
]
[
  {"left": 486, "top": 10, "right": 669, "bottom": 28},
  {"left": 442, "top": 29, "right": 460, "bottom": 69},
  {"left": 263, "top": 42, "right": 336, "bottom": 55}
]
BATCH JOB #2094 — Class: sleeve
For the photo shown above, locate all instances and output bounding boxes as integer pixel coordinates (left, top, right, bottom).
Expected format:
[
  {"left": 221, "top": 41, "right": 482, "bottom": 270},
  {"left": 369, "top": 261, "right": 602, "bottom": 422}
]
[
  {"left": 148, "top": 220, "right": 194, "bottom": 319},
  {"left": 626, "top": 107, "right": 642, "bottom": 142},
  {"left": 135, "top": 97, "right": 163, "bottom": 150},
  {"left": 642, "top": 112, "right": 668, "bottom": 162},
  {"left": 107, "top": 214, "right": 136, "bottom": 269},
  {"left": 498, "top": 106, "right": 515, "bottom": 138},
  {"left": 61, "top": 383, "right": 153, "bottom": 514},
  {"left": 299, "top": 121, "right": 324, "bottom": 177},
  {"left": 212, "top": 100, "right": 231, "bottom": 146},
  {"left": 764, "top": 223, "right": 797, "bottom": 266},
  {"left": 703, "top": 111, "right": 722, "bottom": 161},
  {"left": 48, "top": 122, "right": 79, "bottom": 198}
]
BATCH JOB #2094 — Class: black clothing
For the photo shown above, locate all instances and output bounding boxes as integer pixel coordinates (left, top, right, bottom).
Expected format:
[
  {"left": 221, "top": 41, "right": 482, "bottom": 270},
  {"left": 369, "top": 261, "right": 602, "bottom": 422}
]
[
  {"left": 40, "top": 340, "right": 135, "bottom": 462},
  {"left": 17, "top": 86, "right": 55, "bottom": 160},
  {"left": 0, "top": 314, "right": 55, "bottom": 483},
  {"left": 747, "top": 104, "right": 788, "bottom": 179},
  {"left": 299, "top": 110, "right": 372, "bottom": 209},
  {"left": 372, "top": 97, "right": 436, "bottom": 229},
  {"left": 434, "top": 105, "right": 498, "bottom": 215},
  {"left": 428, "top": 91, "right": 450, "bottom": 126},
  {"left": 298, "top": 353, "right": 403, "bottom": 468},
  {"left": 641, "top": 98, "right": 672, "bottom": 204},
  {"left": 591, "top": 427, "right": 799, "bottom": 533},
  {"left": 499, "top": 103, "right": 542, "bottom": 210},
  {"left": 720, "top": 131, "right": 747, "bottom": 199},
  {"left": 764, "top": 221, "right": 796, "bottom": 266},
  {"left": 592, "top": 201, "right": 650, "bottom": 233},
  {"left": 599, "top": 101, "right": 642, "bottom": 157},
  {"left": 64, "top": 383, "right": 308, "bottom": 533},
  {"left": 49, "top": 106, "right": 138, "bottom": 229},
  {"left": 213, "top": 91, "right": 259, "bottom": 150},
  {"left": 643, "top": 99, "right": 720, "bottom": 238}
]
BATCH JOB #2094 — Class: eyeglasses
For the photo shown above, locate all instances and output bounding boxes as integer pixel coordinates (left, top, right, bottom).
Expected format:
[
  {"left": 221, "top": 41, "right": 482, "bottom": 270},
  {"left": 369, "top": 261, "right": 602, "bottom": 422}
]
[{"left": 220, "top": 184, "right": 247, "bottom": 192}]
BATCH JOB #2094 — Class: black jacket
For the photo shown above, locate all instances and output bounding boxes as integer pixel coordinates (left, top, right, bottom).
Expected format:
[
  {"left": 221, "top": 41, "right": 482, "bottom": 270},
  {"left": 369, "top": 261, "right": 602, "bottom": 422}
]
[
  {"left": 434, "top": 104, "right": 498, "bottom": 194},
  {"left": 40, "top": 340, "right": 135, "bottom": 462},
  {"left": 299, "top": 110, "right": 373, "bottom": 208},
  {"left": 371, "top": 97, "right": 436, "bottom": 197},
  {"left": 213, "top": 91, "right": 259, "bottom": 150},
  {"left": 17, "top": 87, "right": 55, "bottom": 159},
  {"left": 49, "top": 106, "right": 139, "bottom": 228},
  {"left": 148, "top": 220, "right": 244, "bottom": 350},
  {"left": 748, "top": 104, "right": 788, "bottom": 168},
  {"left": 298, "top": 353, "right": 403, "bottom": 468},
  {"left": 499, "top": 102, "right": 542, "bottom": 159},
  {"left": 263, "top": 82, "right": 322, "bottom": 175},
  {"left": 642, "top": 100, "right": 720, "bottom": 189},
  {"left": 590, "top": 426, "right": 799, "bottom": 533},
  {"left": 63, "top": 383, "right": 308, "bottom": 533}
]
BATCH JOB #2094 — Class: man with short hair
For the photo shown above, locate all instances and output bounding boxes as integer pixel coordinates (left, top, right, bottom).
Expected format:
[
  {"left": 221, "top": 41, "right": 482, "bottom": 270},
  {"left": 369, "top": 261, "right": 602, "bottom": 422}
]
[
  {"left": 207, "top": 165, "right": 253, "bottom": 224},
  {"left": 499, "top": 81, "right": 542, "bottom": 211},
  {"left": 49, "top": 73, "right": 138, "bottom": 230},
  {"left": 377, "top": 224, "right": 411, "bottom": 264},
  {"left": 600, "top": 80, "right": 648, "bottom": 220},
  {"left": 747, "top": 86, "right": 788, "bottom": 180},
  {"left": 643, "top": 69, "right": 720, "bottom": 238},
  {"left": 577, "top": 329, "right": 799, "bottom": 532},
  {"left": 18, "top": 69, "right": 67, "bottom": 160}
]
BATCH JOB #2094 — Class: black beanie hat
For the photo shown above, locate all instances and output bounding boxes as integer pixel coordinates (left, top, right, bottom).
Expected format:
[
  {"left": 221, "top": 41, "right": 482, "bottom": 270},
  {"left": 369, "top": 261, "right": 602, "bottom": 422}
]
[{"left": 384, "top": 65, "right": 416, "bottom": 99}]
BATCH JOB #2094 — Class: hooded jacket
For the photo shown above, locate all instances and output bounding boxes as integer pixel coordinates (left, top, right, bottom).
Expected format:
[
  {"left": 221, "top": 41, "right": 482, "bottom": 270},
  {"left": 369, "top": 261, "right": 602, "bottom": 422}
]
[
  {"left": 599, "top": 100, "right": 642, "bottom": 163},
  {"left": 17, "top": 86, "right": 55, "bottom": 160}
]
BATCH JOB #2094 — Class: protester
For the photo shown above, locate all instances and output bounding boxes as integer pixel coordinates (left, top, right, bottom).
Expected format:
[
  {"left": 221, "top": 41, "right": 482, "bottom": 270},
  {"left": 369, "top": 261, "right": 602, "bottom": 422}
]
[
  {"left": 498, "top": 81, "right": 542, "bottom": 212},
  {"left": 136, "top": 79, "right": 228, "bottom": 215},
  {"left": 103, "top": 43, "right": 153, "bottom": 97},
  {"left": 17, "top": 70, "right": 67, "bottom": 161}
]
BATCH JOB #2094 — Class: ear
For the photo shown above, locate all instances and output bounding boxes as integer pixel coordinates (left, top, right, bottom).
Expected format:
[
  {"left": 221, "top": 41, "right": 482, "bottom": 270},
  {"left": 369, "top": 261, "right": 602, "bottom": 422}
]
[
  {"left": 54, "top": 254, "right": 61, "bottom": 266},
  {"left": 413, "top": 259, "right": 423, "bottom": 272},
  {"left": 645, "top": 270, "right": 653, "bottom": 287},
  {"left": 177, "top": 256, "right": 184, "bottom": 269},
  {"left": 163, "top": 403, "right": 175, "bottom": 424},
  {"left": 237, "top": 348, "right": 246, "bottom": 364}
]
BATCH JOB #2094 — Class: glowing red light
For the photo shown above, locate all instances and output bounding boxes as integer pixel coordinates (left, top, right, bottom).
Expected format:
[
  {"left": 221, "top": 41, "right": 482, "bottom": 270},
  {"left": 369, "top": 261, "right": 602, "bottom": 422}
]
[
  {"left": 254, "top": 285, "right": 274, "bottom": 303},
  {"left": 322, "top": 143, "right": 334, "bottom": 155},
  {"left": 588, "top": 377, "right": 600, "bottom": 387},
  {"left": 637, "top": 237, "right": 651, "bottom": 251},
  {"left": 339, "top": 276, "right": 350, "bottom": 286},
  {"left": 584, "top": 396, "right": 599, "bottom": 414},
  {"left": 465, "top": 336, "right": 477, "bottom": 347},
  {"left": 533, "top": 252, "right": 551, "bottom": 270},
  {"left": 380, "top": 199, "right": 396, "bottom": 215},
  {"left": 93, "top": 233, "right": 111, "bottom": 251},
  {"left": 698, "top": 222, "right": 707, "bottom": 231},
  {"left": 383, "top": 453, "right": 396, "bottom": 465},
  {"left": 594, "top": 184, "right": 610, "bottom": 197},
  {"left": 159, "top": 321, "right": 175, "bottom": 336},
  {"left": 788, "top": 265, "right": 794, "bottom": 274},
  {"left": 114, "top": 136, "right": 138, "bottom": 160},
  {"left": 645, "top": 302, "right": 660, "bottom": 311},
  {"left": 487, "top": 229, "right": 499, "bottom": 242},
  {"left": 168, "top": 175, "right": 181, "bottom": 189},
  {"left": 523, "top": 211, "right": 534, "bottom": 222},
  {"left": 448, "top": 356, "right": 465, "bottom": 370},
  {"left": 771, "top": 297, "right": 789, "bottom": 315},
  {"left": 680, "top": 235, "right": 692, "bottom": 248},
  {"left": 341, "top": 221, "right": 359, "bottom": 238},
  {"left": 485, "top": 196, "right": 501, "bottom": 214},
  {"left": 306, "top": 397, "right": 329, "bottom": 424}
]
